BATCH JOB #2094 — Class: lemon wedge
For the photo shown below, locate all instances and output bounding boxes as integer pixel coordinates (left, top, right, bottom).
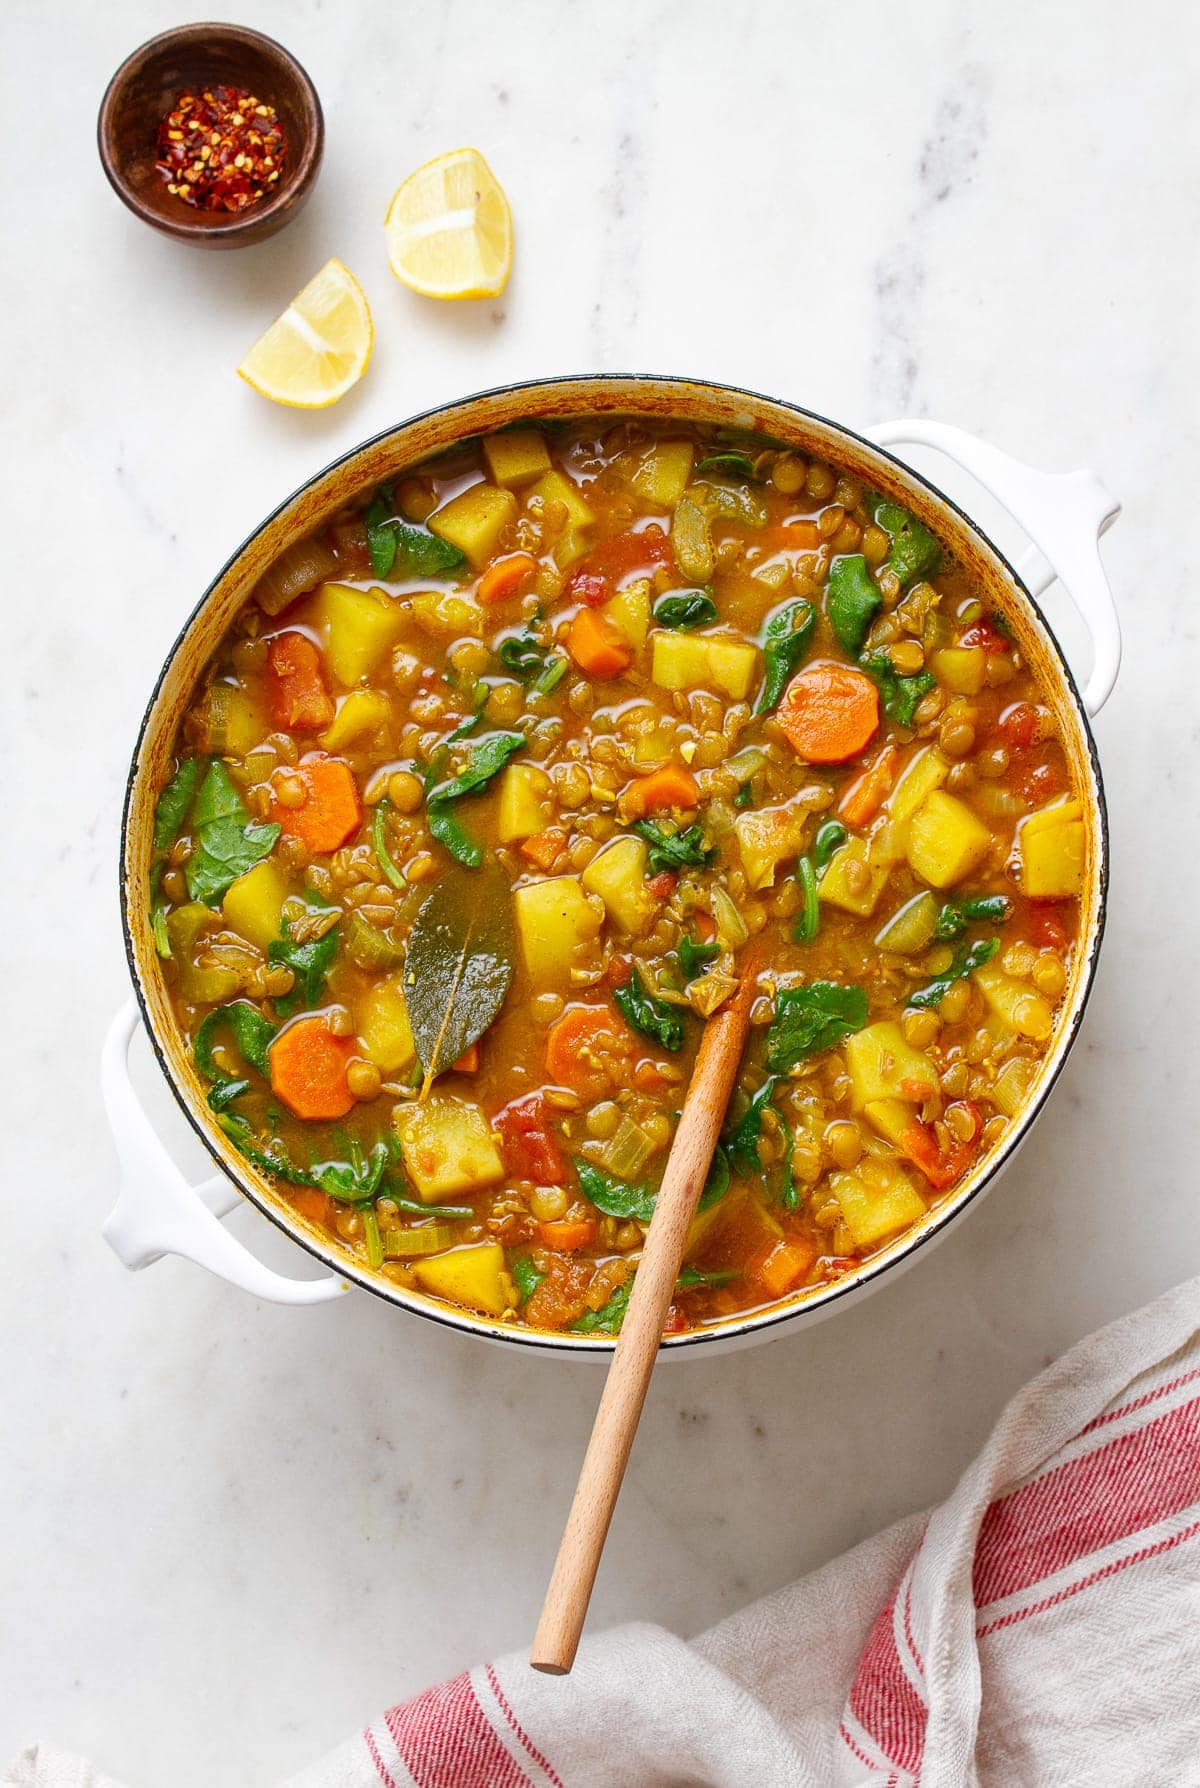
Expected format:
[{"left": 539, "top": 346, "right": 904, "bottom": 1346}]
[
  {"left": 238, "top": 259, "right": 373, "bottom": 408},
  {"left": 385, "top": 148, "right": 513, "bottom": 300}
]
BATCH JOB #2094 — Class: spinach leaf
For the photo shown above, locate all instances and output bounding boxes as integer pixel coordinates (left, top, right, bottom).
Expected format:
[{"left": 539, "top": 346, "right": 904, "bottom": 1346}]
[
  {"left": 534, "top": 653, "right": 569, "bottom": 695},
  {"left": 654, "top": 589, "right": 719, "bottom": 631},
  {"left": 364, "top": 493, "right": 399, "bottom": 578},
  {"left": 696, "top": 451, "right": 758, "bottom": 480},
  {"left": 871, "top": 497, "right": 941, "bottom": 587},
  {"left": 779, "top": 1124, "right": 800, "bottom": 1211},
  {"left": 153, "top": 756, "right": 200, "bottom": 853},
  {"left": 426, "top": 731, "right": 525, "bottom": 868},
  {"left": 372, "top": 799, "right": 407, "bottom": 890},
  {"left": 308, "top": 1139, "right": 393, "bottom": 1203},
  {"left": 577, "top": 1160, "right": 656, "bottom": 1222},
  {"left": 511, "top": 1254, "right": 545, "bottom": 1305},
  {"left": 859, "top": 652, "right": 936, "bottom": 727},
  {"left": 728, "top": 1076, "right": 778, "bottom": 1175},
  {"left": 194, "top": 1000, "right": 277, "bottom": 1081},
  {"left": 676, "top": 1265, "right": 739, "bottom": 1288},
  {"left": 268, "top": 893, "right": 340, "bottom": 1016},
  {"left": 364, "top": 488, "right": 468, "bottom": 580},
  {"left": 698, "top": 1145, "right": 731, "bottom": 1212},
  {"left": 934, "top": 895, "right": 1013, "bottom": 941},
  {"left": 813, "top": 819, "right": 847, "bottom": 871},
  {"left": 185, "top": 762, "right": 280, "bottom": 905},
  {"left": 217, "top": 1114, "right": 320, "bottom": 1185},
  {"left": 679, "top": 935, "right": 721, "bottom": 981},
  {"left": 404, "top": 860, "right": 517, "bottom": 1083},
  {"left": 827, "top": 555, "right": 882, "bottom": 657},
  {"left": 757, "top": 599, "right": 816, "bottom": 714},
  {"left": 794, "top": 855, "right": 820, "bottom": 943},
  {"left": 570, "top": 1279, "right": 633, "bottom": 1335},
  {"left": 632, "top": 819, "right": 715, "bottom": 874},
  {"left": 734, "top": 782, "right": 754, "bottom": 809},
  {"left": 766, "top": 982, "right": 868, "bottom": 1072},
  {"left": 613, "top": 968, "right": 686, "bottom": 1053},
  {"left": 497, "top": 630, "right": 547, "bottom": 679},
  {"left": 909, "top": 937, "right": 1000, "bottom": 1010},
  {"left": 151, "top": 903, "right": 172, "bottom": 958},
  {"left": 427, "top": 804, "right": 483, "bottom": 867}
]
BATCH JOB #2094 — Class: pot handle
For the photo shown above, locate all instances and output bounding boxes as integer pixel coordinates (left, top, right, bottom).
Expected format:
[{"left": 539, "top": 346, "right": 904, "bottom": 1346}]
[
  {"left": 101, "top": 1001, "right": 350, "bottom": 1306},
  {"left": 868, "top": 419, "right": 1122, "bottom": 716}
]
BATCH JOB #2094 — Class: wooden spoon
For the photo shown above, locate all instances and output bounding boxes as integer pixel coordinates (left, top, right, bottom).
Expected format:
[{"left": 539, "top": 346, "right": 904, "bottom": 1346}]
[{"left": 530, "top": 965, "right": 758, "bottom": 1674}]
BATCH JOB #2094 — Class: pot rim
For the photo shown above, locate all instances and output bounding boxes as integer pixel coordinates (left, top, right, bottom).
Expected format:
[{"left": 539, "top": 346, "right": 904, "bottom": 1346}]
[{"left": 119, "top": 373, "right": 1109, "bottom": 1354}]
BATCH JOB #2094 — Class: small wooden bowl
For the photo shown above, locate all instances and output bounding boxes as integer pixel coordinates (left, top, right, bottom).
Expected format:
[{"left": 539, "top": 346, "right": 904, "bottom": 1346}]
[{"left": 98, "top": 23, "right": 324, "bottom": 249}]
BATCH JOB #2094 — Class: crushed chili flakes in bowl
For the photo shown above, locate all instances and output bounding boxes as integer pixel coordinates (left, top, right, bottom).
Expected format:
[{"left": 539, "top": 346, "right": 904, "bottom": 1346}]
[{"left": 155, "top": 85, "right": 288, "bottom": 213}]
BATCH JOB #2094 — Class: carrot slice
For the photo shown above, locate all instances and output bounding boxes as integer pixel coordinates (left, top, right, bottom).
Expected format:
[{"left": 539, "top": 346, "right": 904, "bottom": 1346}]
[
  {"left": 272, "top": 755, "right": 361, "bottom": 854},
  {"left": 761, "top": 521, "right": 821, "bottom": 553},
  {"left": 536, "top": 1218, "right": 596, "bottom": 1252},
  {"left": 749, "top": 1235, "right": 818, "bottom": 1299},
  {"left": 776, "top": 663, "right": 880, "bottom": 764},
  {"left": 519, "top": 827, "right": 566, "bottom": 871},
  {"left": 453, "top": 1043, "right": 480, "bottom": 1073},
  {"left": 291, "top": 1186, "right": 335, "bottom": 1227},
  {"left": 567, "top": 609, "right": 633, "bottom": 680},
  {"left": 268, "top": 1016, "right": 356, "bottom": 1121},
  {"left": 838, "top": 744, "right": 899, "bottom": 828},
  {"left": 545, "top": 1004, "right": 631, "bottom": 1100},
  {"left": 622, "top": 763, "right": 699, "bottom": 818},
  {"left": 478, "top": 551, "right": 538, "bottom": 607},
  {"left": 267, "top": 632, "right": 333, "bottom": 731}
]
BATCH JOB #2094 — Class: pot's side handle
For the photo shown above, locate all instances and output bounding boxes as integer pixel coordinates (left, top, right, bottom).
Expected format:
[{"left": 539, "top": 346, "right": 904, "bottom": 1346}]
[
  {"left": 101, "top": 1002, "right": 350, "bottom": 1306},
  {"left": 868, "top": 420, "right": 1122, "bottom": 716}
]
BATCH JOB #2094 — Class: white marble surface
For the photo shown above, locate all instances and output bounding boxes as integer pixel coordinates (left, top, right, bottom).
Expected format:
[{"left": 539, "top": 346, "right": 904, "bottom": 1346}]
[{"left": 3, "top": 1, "right": 1198, "bottom": 1781}]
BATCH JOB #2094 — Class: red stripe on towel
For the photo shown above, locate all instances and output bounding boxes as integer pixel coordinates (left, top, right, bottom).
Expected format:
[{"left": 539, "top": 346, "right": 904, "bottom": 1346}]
[
  {"left": 847, "top": 1594, "right": 928, "bottom": 1775},
  {"left": 484, "top": 1664, "right": 566, "bottom": 1788},
  {"left": 385, "top": 1671, "right": 532, "bottom": 1788},
  {"left": 365, "top": 1723, "right": 401, "bottom": 1788},
  {"left": 1078, "top": 1365, "right": 1200, "bottom": 1437},
  {"left": 977, "top": 1515, "right": 1200, "bottom": 1638}
]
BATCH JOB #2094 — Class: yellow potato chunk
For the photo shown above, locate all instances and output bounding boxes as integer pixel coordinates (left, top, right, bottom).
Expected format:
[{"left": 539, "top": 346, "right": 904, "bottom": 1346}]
[
  {"left": 604, "top": 578, "right": 651, "bottom": 650},
  {"left": 819, "top": 836, "right": 891, "bottom": 917},
  {"left": 845, "top": 1021, "right": 940, "bottom": 1110},
  {"left": 581, "top": 836, "right": 654, "bottom": 935},
  {"left": 409, "top": 589, "right": 485, "bottom": 637},
  {"left": 528, "top": 469, "right": 594, "bottom": 532},
  {"left": 906, "top": 790, "right": 992, "bottom": 888},
  {"left": 1018, "top": 800, "right": 1084, "bottom": 898},
  {"left": 221, "top": 859, "right": 289, "bottom": 953},
  {"left": 319, "top": 689, "right": 391, "bottom": 752},
  {"left": 734, "top": 802, "right": 809, "bottom": 892},
  {"left": 210, "top": 683, "right": 271, "bottom": 756},
  {"left": 395, "top": 1098, "right": 505, "bottom": 1201},
  {"left": 930, "top": 646, "right": 986, "bottom": 695},
  {"left": 312, "top": 583, "right": 406, "bottom": 685},
  {"left": 885, "top": 746, "right": 950, "bottom": 828},
  {"left": 428, "top": 483, "right": 517, "bottom": 569},
  {"left": 358, "top": 974, "right": 416, "bottom": 1076},
  {"left": 831, "top": 1158, "right": 926, "bottom": 1252},
  {"left": 630, "top": 441, "right": 695, "bottom": 507},
  {"left": 414, "top": 1243, "right": 515, "bottom": 1317},
  {"left": 974, "top": 963, "right": 1054, "bottom": 1040},
  {"left": 863, "top": 1097, "right": 919, "bottom": 1147},
  {"left": 651, "top": 630, "right": 759, "bottom": 701},
  {"left": 497, "top": 763, "right": 552, "bottom": 843},
  {"left": 482, "top": 429, "right": 552, "bottom": 489},
  {"left": 514, "top": 876, "right": 602, "bottom": 981}
]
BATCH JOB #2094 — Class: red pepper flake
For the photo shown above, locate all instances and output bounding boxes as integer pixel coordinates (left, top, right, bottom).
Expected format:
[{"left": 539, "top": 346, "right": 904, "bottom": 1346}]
[{"left": 155, "top": 85, "right": 288, "bottom": 214}]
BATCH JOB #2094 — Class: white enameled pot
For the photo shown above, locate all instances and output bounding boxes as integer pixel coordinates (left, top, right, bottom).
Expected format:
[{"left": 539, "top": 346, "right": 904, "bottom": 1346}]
[{"left": 102, "top": 378, "right": 1121, "bottom": 1357}]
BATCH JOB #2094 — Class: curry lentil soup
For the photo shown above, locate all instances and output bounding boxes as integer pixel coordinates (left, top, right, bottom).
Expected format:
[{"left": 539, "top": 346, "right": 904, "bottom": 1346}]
[{"left": 148, "top": 419, "right": 1086, "bottom": 1335}]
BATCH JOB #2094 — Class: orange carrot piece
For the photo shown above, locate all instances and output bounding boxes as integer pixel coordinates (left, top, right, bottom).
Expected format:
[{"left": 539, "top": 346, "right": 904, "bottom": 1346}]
[
  {"left": 267, "top": 632, "right": 333, "bottom": 731},
  {"left": 453, "top": 1042, "right": 480, "bottom": 1074},
  {"left": 536, "top": 1218, "right": 597, "bottom": 1252},
  {"left": 838, "top": 744, "right": 899, "bottom": 828},
  {"left": 478, "top": 551, "right": 539, "bottom": 607},
  {"left": 519, "top": 827, "right": 566, "bottom": 871},
  {"left": 633, "top": 1058, "right": 672, "bottom": 1095},
  {"left": 567, "top": 609, "right": 633, "bottom": 680},
  {"left": 646, "top": 870, "right": 677, "bottom": 900},
  {"left": 292, "top": 1186, "right": 335, "bottom": 1228},
  {"left": 750, "top": 1235, "right": 819, "bottom": 1299},
  {"left": 268, "top": 1016, "right": 356, "bottom": 1121},
  {"left": 545, "top": 1004, "right": 630, "bottom": 1097},
  {"left": 776, "top": 663, "right": 880, "bottom": 764},
  {"left": 622, "top": 763, "right": 699, "bottom": 818},
  {"left": 762, "top": 521, "right": 821, "bottom": 553},
  {"left": 272, "top": 755, "right": 361, "bottom": 854}
]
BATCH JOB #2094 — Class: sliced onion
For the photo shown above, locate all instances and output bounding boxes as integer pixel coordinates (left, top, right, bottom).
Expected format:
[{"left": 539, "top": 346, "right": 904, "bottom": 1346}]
[
  {"left": 712, "top": 885, "right": 748, "bottom": 950},
  {"left": 254, "top": 537, "right": 338, "bottom": 615},
  {"left": 599, "top": 1115, "right": 654, "bottom": 1181}
]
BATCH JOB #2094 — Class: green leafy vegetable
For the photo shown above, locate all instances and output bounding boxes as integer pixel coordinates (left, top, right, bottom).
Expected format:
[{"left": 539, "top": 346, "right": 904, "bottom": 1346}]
[
  {"left": 679, "top": 935, "right": 721, "bottom": 981},
  {"left": 859, "top": 652, "right": 937, "bottom": 728},
  {"left": 308, "top": 1139, "right": 393, "bottom": 1203},
  {"left": 934, "top": 894, "right": 1013, "bottom": 940},
  {"left": 372, "top": 799, "right": 407, "bottom": 890},
  {"left": 909, "top": 937, "right": 1001, "bottom": 1009},
  {"left": 871, "top": 497, "right": 941, "bottom": 587},
  {"left": 728, "top": 1076, "right": 778, "bottom": 1175},
  {"left": 734, "top": 782, "right": 754, "bottom": 809},
  {"left": 577, "top": 1145, "right": 730, "bottom": 1226},
  {"left": 632, "top": 819, "right": 715, "bottom": 874},
  {"left": 766, "top": 982, "right": 869, "bottom": 1072},
  {"left": 757, "top": 599, "right": 816, "bottom": 714},
  {"left": 194, "top": 1000, "right": 277, "bottom": 1082},
  {"left": 654, "top": 589, "right": 719, "bottom": 630},
  {"left": 534, "top": 653, "right": 569, "bottom": 696},
  {"left": 153, "top": 756, "right": 200, "bottom": 853},
  {"left": 613, "top": 968, "right": 686, "bottom": 1053},
  {"left": 696, "top": 450, "right": 758, "bottom": 480},
  {"left": 364, "top": 488, "right": 468, "bottom": 580},
  {"left": 151, "top": 903, "right": 171, "bottom": 958},
  {"left": 676, "top": 1265, "right": 739, "bottom": 1289},
  {"left": 426, "top": 731, "right": 525, "bottom": 868},
  {"left": 217, "top": 1114, "right": 318, "bottom": 1185},
  {"left": 570, "top": 1279, "right": 633, "bottom": 1335},
  {"left": 813, "top": 819, "right": 847, "bottom": 871},
  {"left": 497, "top": 629, "right": 549, "bottom": 679},
  {"left": 362, "top": 1205, "right": 384, "bottom": 1269},
  {"left": 827, "top": 555, "right": 882, "bottom": 657},
  {"left": 389, "top": 1195, "right": 475, "bottom": 1220},
  {"left": 403, "top": 860, "right": 517, "bottom": 1084},
  {"left": 698, "top": 1145, "right": 731, "bottom": 1212},
  {"left": 268, "top": 892, "right": 340, "bottom": 1016},
  {"left": 185, "top": 761, "right": 280, "bottom": 905},
  {"left": 511, "top": 1254, "right": 545, "bottom": 1304},
  {"left": 779, "top": 1125, "right": 800, "bottom": 1211},
  {"left": 794, "top": 856, "right": 820, "bottom": 943}
]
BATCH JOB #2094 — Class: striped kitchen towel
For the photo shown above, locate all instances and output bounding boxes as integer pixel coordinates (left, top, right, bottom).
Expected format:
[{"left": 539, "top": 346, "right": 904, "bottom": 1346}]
[{"left": 9, "top": 1274, "right": 1200, "bottom": 1788}]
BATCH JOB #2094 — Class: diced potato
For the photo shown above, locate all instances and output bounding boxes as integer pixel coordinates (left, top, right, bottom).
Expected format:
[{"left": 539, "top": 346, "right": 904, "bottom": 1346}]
[
  {"left": 497, "top": 763, "right": 552, "bottom": 843},
  {"left": 220, "top": 859, "right": 289, "bottom": 952},
  {"left": 210, "top": 684, "right": 271, "bottom": 756},
  {"left": 482, "top": 429, "right": 552, "bottom": 489},
  {"left": 875, "top": 891, "right": 939, "bottom": 956},
  {"left": 930, "top": 646, "right": 986, "bottom": 695},
  {"left": 819, "top": 836, "right": 891, "bottom": 917},
  {"left": 528, "top": 469, "right": 594, "bottom": 532},
  {"left": 1018, "top": 800, "right": 1084, "bottom": 898},
  {"left": 514, "top": 876, "right": 602, "bottom": 980},
  {"left": 428, "top": 483, "right": 517, "bottom": 569},
  {"left": 630, "top": 441, "right": 695, "bottom": 507},
  {"left": 358, "top": 974, "right": 416, "bottom": 1076},
  {"left": 845, "top": 1021, "right": 940, "bottom": 1110},
  {"left": 395, "top": 1098, "right": 505, "bottom": 1201},
  {"left": 831, "top": 1158, "right": 926, "bottom": 1252},
  {"left": 409, "top": 589, "right": 485, "bottom": 637},
  {"left": 886, "top": 746, "right": 950, "bottom": 828},
  {"left": 319, "top": 689, "right": 391, "bottom": 752},
  {"left": 863, "top": 1098, "right": 918, "bottom": 1147},
  {"left": 974, "top": 963, "right": 1054, "bottom": 1040},
  {"left": 581, "top": 836, "right": 654, "bottom": 935},
  {"left": 604, "top": 577, "right": 651, "bottom": 650},
  {"left": 650, "top": 630, "right": 759, "bottom": 701},
  {"left": 312, "top": 582, "right": 407, "bottom": 685},
  {"left": 734, "top": 802, "right": 809, "bottom": 892},
  {"left": 414, "top": 1242, "right": 515, "bottom": 1317},
  {"left": 906, "top": 790, "right": 992, "bottom": 889}
]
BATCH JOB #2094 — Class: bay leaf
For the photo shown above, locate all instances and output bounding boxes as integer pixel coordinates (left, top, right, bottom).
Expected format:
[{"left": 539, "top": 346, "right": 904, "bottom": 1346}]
[{"left": 404, "top": 861, "right": 516, "bottom": 1089}]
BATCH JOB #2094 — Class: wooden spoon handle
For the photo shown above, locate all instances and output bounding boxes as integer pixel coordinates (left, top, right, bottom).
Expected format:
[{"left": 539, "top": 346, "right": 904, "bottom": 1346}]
[{"left": 530, "top": 968, "right": 757, "bottom": 1675}]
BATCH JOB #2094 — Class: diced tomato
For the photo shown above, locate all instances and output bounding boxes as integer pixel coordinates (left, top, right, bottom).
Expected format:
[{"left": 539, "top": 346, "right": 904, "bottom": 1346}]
[
  {"left": 605, "top": 957, "right": 633, "bottom": 988},
  {"left": 1028, "top": 902, "right": 1069, "bottom": 949},
  {"left": 997, "top": 702, "right": 1040, "bottom": 749},
  {"left": 646, "top": 870, "right": 677, "bottom": 900},
  {"left": 899, "top": 1102, "right": 982, "bottom": 1191},
  {"left": 495, "top": 1093, "right": 567, "bottom": 1184},
  {"left": 1017, "top": 758, "right": 1066, "bottom": 805},
  {"left": 564, "top": 526, "right": 674, "bottom": 605},
  {"left": 960, "top": 617, "right": 1010, "bottom": 655},
  {"left": 662, "top": 1304, "right": 689, "bottom": 1334},
  {"left": 267, "top": 632, "right": 333, "bottom": 731}
]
